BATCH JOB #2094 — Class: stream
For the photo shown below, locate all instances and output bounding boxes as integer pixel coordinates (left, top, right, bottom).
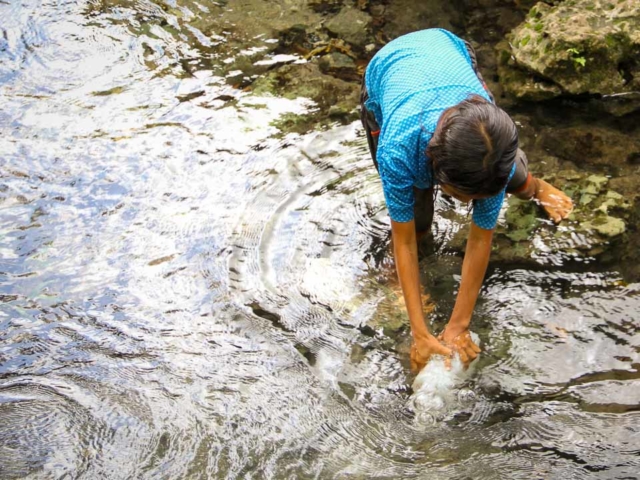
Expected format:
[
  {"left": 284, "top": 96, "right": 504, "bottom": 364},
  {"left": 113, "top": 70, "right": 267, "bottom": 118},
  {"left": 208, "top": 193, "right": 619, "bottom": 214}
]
[{"left": 0, "top": 0, "right": 638, "bottom": 478}]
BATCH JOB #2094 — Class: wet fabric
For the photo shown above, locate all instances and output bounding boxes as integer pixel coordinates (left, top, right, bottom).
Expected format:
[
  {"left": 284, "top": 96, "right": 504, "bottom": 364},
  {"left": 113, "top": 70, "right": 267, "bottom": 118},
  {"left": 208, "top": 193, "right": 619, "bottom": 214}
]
[{"left": 363, "top": 28, "right": 516, "bottom": 230}]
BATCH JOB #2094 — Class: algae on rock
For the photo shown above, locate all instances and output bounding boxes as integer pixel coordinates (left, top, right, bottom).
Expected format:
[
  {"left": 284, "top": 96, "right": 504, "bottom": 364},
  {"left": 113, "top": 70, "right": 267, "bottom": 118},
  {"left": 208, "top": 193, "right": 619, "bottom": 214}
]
[
  {"left": 499, "top": 0, "right": 640, "bottom": 110},
  {"left": 493, "top": 170, "right": 633, "bottom": 264},
  {"left": 381, "top": 0, "right": 464, "bottom": 39},
  {"left": 325, "top": 7, "right": 373, "bottom": 49},
  {"left": 251, "top": 62, "right": 359, "bottom": 133}
]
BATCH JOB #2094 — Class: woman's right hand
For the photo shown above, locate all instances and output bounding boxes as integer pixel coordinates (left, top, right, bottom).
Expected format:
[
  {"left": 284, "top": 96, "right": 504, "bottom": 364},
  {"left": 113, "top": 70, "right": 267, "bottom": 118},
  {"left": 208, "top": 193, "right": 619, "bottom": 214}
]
[
  {"left": 439, "top": 328, "right": 481, "bottom": 368},
  {"left": 410, "top": 333, "right": 452, "bottom": 372}
]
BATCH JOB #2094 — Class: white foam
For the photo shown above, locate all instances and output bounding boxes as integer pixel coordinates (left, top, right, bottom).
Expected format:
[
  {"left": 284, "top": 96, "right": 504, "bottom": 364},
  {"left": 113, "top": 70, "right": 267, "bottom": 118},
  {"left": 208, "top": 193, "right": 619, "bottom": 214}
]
[{"left": 409, "top": 333, "right": 480, "bottom": 425}]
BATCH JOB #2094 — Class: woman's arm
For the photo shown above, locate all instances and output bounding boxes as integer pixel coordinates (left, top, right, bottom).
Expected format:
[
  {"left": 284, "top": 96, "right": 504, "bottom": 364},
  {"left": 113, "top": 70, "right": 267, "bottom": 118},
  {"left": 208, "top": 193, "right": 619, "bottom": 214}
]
[
  {"left": 390, "top": 219, "right": 451, "bottom": 371},
  {"left": 514, "top": 174, "right": 573, "bottom": 223},
  {"left": 440, "top": 221, "right": 492, "bottom": 365}
]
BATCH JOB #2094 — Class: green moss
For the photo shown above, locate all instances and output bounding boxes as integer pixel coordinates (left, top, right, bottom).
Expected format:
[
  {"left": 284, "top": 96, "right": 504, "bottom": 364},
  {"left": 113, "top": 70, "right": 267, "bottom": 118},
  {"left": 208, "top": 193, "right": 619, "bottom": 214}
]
[
  {"left": 92, "top": 86, "right": 126, "bottom": 96},
  {"left": 583, "top": 215, "right": 626, "bottom": 237},
  {"left": 604, "top": 33, "right": 618, "bottom": 48},
  {"left": 586, "top": 175, "right": 609, "bottom": 189},
  {"left": 270, "top": 112, "right": 316, "bottom": 135}
]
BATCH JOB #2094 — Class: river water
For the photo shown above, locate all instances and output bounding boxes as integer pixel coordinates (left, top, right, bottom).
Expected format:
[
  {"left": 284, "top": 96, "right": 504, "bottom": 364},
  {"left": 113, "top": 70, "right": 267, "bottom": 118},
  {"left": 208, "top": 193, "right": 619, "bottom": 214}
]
[{"left": 1, "top": 0, "right": 639, "bottom": 478}]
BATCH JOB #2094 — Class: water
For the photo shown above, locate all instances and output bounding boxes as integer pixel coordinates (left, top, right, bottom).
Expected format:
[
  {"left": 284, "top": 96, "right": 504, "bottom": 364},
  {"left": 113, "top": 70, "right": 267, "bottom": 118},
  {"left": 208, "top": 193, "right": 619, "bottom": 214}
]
[
  {"left": 1, "top": 0, "right": 639, "bottom": 478},
  {"left": 410, "top": 335, "right": 479, "bottom": 425}
]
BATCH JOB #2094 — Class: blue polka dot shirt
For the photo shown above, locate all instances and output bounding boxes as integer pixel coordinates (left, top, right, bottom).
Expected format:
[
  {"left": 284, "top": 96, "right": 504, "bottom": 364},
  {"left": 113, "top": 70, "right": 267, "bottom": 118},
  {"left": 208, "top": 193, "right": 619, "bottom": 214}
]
[{"left": 364, "top": 29, "right": 515, "bottom": 230}]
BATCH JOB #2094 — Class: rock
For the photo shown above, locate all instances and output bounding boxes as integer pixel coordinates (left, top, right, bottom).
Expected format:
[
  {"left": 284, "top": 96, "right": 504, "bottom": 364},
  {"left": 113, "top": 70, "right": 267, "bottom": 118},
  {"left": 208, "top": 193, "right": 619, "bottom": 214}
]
[
  {"left": 318, "top": 52, "right": 359, "bottom": 81},
  {"left": 183, "top": 0, "right": 324, "bottom": 80},
  {"left": 538, "top": 125, "right": 640, "bottom": 168},
  {"left": 598, "top": 92, "right": 640, "bottom": 117},
  {"left": 500, "top": 0, "right": 640, "bottom": 108},
  {"left": 504, "top": 197, "right": 538, "bottom": 241},
  {"left": 582, "top": 216, "right": 626, "bottom": 238},
  {"left": 325, "top": 7, "right": 373, "bottom": 49},
  {"left": 278, "top": 24, "right": 309, "bottom": 48},
  {"left": 251, "top": 62, "right": 358, "bottom": 108},
  {"left": 250, "top": 62, "right": 359, "bottom": 132},
  {"left": 491, "top": 168, "right": 633, "bottom": 265},
  {"left": 308, "top": 0, "right": 344, "bottom": 13},
  {"left": 609, "top": 175, "right": 640, "bottom": 200},
  {"left": 191, "top": 0, "right": 323, "bottom": 39},
  {"left": 496, "top": 40, "right": 562, "bottom": 101},
  {"left": 382, "top": 0, "right": 465, "bottom": 39},
  {"left": 618, "top": 198, "right": 640, "bottom": 281}
]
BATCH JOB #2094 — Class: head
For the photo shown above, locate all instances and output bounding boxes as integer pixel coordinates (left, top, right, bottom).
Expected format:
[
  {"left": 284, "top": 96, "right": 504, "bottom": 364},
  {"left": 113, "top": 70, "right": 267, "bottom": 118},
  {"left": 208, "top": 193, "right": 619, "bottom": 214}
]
[{"left": 427, "top": 95, "right": 518, "bottom": 201}]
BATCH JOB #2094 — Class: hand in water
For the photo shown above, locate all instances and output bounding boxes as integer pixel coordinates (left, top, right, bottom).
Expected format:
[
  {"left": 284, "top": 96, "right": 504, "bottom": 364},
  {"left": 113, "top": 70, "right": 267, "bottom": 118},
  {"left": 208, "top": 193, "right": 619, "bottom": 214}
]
[
  {"left": 411, "top": 334, "right": 452, "bottom": 373},
  {"left": 439, "top": 328, "right": 480, "bottom": 368},
  {"left": 534, "top": 178, "right": 573, "bottom": 223}
]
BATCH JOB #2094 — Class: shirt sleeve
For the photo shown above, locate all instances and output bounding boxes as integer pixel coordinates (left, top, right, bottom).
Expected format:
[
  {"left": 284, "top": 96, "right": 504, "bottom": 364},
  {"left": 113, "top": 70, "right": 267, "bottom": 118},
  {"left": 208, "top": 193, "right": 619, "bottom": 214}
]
[
  {"left": 472, "top": 190, "right": 506, "bottom": 230},
  {"left": 471, "top": 162, "right": 517, "bottom": 230},
  {"left": 377, "top": 146, "right": 415, "bottom": 223}
]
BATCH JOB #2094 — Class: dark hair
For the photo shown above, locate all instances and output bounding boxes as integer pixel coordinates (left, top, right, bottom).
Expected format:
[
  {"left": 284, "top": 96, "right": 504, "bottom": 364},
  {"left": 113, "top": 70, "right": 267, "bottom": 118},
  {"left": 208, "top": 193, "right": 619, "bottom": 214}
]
[{"left": 427, "top": 95, "right": 518, "bottom": 196}]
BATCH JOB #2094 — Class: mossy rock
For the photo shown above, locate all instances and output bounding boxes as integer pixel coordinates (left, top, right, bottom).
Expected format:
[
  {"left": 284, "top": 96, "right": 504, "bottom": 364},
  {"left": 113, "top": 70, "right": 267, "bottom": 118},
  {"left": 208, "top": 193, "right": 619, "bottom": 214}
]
[
  {"left": 537, "top": 125, "right": 640, "bottom": 168},
  {"left": 496, "top": 40, "right": 562, "bottom": 102},
  {"left": 325, "top": 7, "right": 373, "bottom": 49},
  {"left": 493, "top": 168, "right": 632, "bottom": 265},
  {"left": 382, "top": 0, "right": 465, "bottom": 39},
  {"left": 250, "top": 62, "right": 359, "bottom": 133},
  {"left": 500, "top": 0, "right": 640, "bottom": 110}
]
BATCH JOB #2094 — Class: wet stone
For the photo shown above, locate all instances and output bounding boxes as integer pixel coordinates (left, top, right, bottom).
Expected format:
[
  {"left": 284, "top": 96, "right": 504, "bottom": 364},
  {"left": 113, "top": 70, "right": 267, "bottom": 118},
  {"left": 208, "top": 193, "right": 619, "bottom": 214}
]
[
  {"left": 318, "top": 52, "right": 359, "bottom": 82},
  {"left": 324, "top": 7, "right": 373, "bottom": 49},
  {"left": 492, "top": 169, "right": 634, "bottom": 265},
  {"left": 250, "top": 62, "right": 359, "bottom": 132},
  {"left": 382, "top": 0, "right": 464, "bottom": 40},
  {"left": 537, "top": 126, "right": 640, "bottom": 168},
  {"left": 501, "top": 0, "right": 640, "bottom": 110},
  {"left": 308, "top": 0, "right": 344, "bottom": 13},
  {"left": 582, "top": 216, "right": 626, "bottom": 238}
]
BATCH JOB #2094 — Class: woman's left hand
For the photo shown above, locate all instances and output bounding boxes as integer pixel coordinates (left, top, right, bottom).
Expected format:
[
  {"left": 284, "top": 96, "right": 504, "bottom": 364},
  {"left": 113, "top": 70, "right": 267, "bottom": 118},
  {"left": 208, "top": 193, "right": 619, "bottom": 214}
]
[{"left": 533, "top": 178, "right": 573, "bottom": 223}]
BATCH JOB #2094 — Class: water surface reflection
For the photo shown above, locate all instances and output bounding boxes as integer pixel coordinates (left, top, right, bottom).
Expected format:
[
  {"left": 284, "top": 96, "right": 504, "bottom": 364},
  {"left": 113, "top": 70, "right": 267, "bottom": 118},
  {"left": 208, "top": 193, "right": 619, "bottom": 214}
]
[{"left": 0, "top": 0, "right": 638, "bottom": 478}]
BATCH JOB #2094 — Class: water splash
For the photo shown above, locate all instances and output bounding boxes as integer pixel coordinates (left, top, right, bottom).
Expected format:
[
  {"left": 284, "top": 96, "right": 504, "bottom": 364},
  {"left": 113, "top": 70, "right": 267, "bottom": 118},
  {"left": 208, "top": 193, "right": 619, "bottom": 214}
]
[{"left": 410, "top": 333, "right": 480, "bottom": 425}]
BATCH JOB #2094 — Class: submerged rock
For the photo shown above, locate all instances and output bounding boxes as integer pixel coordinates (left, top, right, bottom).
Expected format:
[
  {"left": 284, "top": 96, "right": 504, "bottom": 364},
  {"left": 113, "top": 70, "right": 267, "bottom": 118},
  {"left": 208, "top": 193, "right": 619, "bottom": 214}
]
[
  {"left": 538, "top": 125, "right": 640, "bottom": 168},
  {"left": 499, "top": 0, "right": 640, "bottom": 110},
  {"left": 381, "top": 0, "right": 464, "bottom": 39},
  {"left": 318, "top": 52, "right": 360, "bottom": 82},
  {"left": 308, "top": 0, "right": 345, "bottom": 13},
  {"left": 250, "top": 62, "right": 359, "bottom": 132},
  {"left": 492, "top": 170, "right": 635, "bottom": 264},
  {"left": 189, "top": 0, "right": 324, "bottom": 41},
  {"left": 324, "top": 7, "right": 373, "bottom": 49}
]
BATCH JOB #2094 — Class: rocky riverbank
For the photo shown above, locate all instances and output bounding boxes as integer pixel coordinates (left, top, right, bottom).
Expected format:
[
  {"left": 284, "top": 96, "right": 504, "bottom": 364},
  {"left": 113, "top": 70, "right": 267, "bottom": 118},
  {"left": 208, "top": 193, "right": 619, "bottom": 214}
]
[
  {"left": 240, "top": 0, "right": 640, "bottom": 278},
  {"left": 96, "top": 0, "right": 639, "bottom": 278}
]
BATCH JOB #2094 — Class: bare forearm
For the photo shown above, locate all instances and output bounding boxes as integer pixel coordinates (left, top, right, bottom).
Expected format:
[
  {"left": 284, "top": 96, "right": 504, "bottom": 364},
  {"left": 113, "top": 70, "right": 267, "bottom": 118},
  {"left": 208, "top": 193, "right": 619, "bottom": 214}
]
[
  {"left": 448, "top": 222, "right": 493, "bottom": 330},
  {"left": 514, "top": 175, "right": 539, "bottom": 200},
  {"left": 394, "top": 239, "right": 430, "bottom": 339},
  {"left": 391, "top": 222, "right": 431, "bottom": 340}
]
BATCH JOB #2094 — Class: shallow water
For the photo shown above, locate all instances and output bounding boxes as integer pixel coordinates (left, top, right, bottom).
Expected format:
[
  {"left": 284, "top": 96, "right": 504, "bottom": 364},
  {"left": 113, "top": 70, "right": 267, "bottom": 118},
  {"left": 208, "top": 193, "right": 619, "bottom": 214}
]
[{"left": 1, "top": 0, "right": 639, "bottom": 478}]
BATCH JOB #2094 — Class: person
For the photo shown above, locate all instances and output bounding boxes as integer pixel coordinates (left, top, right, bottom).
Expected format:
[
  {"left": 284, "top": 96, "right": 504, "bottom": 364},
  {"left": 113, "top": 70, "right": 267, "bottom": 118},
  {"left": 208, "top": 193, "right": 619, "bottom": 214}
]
[{"left": 359, "top": 28, "right": 573, "bottom": 372}]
